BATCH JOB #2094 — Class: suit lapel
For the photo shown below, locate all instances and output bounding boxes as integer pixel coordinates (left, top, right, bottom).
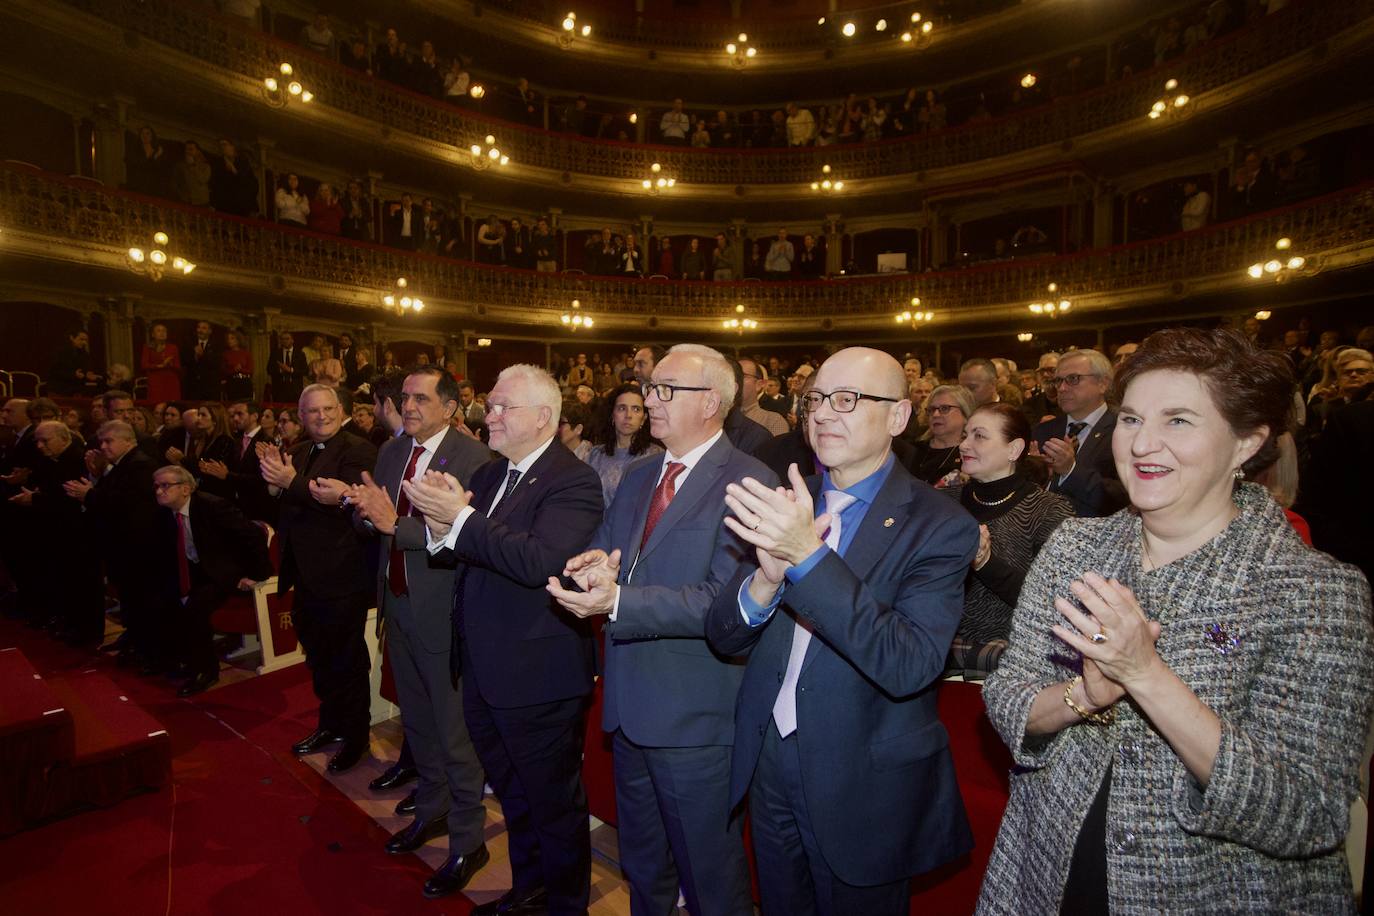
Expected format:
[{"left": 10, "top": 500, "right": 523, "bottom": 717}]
[
  {"left": 492, "top": 440, "right": 558, "bottom": 520},
  {"left": 636, "top": 436, "right": 732, "bottom": 566}
]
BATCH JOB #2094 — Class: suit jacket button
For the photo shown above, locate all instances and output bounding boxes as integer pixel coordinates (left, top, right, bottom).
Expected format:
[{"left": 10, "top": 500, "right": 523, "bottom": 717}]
[
  {"left": 758, "top": 725, "right": 765, "bottom": 737},
  {"left": 777, "top": 672, "right": 784, "bottom": 683}
]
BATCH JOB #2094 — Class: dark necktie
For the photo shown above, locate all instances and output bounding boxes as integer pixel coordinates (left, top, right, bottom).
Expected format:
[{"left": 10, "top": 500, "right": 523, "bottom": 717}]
[
  {"left": 494, "top": 468, "right": 522, "bottom": 512},
  {"left": 640, "top": 461, "right": 686, "bottom": 550},
  {"left": 450, "top": 466, "right": 521, "bottom": 687},
  {"left": 387, "top": 444, "right": 426, "bottom": 597},
  {"left": 175, "top": 513, "right": 192, "bottom": 598},
  {"left": 1067, "top": 421, "right": 1088, "bottom": 443}
]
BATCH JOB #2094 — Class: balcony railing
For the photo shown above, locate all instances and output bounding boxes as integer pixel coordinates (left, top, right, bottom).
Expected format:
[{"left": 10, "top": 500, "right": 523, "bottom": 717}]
[
  {"left": 55, "top": 0, "right": 1374, "bottom": 186},
  {"left": 5, "top": 163, "right": 1372, "bottom": 325}
]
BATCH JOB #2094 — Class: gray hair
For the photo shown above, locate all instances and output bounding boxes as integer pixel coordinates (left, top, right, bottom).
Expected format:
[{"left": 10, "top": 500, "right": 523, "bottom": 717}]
[
  {"left": 97, "top": 420, "right": 136, "bottom": 442},
  {"left": 155, "top": 464, "right": 198, "bottom": 490},
  {"left": 35, "top": 420, "right": 71, "bottom": 444},
  {"left": 666, "top": 343, "right": 737, "bottom": 408},
  {"left": 299, "top": 383, "right": 341, "bottom": 406},
  {"left": 1059, "top": 348, "right": 1113, "bottom": 380},
  {"left": 496, "top": 363, "right": 563, "bottom": 422},
  {"left": 927, "top": 384, "right": 976, "bottom": 418}
]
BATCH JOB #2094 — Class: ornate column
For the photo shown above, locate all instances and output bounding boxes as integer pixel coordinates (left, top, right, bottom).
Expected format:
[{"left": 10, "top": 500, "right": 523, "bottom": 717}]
[
  {"left": 368, "top": 170, "right": 386, "bottom": 244},
  {"left": 730, "top": 218, "right": 747, "bottom": 277},
  {"left": 254, "top": 308, "right": 279, "bottom": 400},
  {"left": 256, "top": 137, "right": 276, "bottom": 220},
  {"left": 91, "top": 102, "right": 126, "bottom": 189},
  {"left": 1092, "top": 183, "right": 1115, "bottom": 248},
  {"left": 371, "top": 321, "right": 390, "bottom": 366},
  {"left": 102, "top": 295, "right": 137, "bottom": 373},
  {"left": 929, "top": 206, "right": 949, "bottom": 267}
]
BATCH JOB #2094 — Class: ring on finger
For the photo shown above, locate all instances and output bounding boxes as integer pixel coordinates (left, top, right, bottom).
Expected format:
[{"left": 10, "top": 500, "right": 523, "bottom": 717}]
[{"left": 1090, "top": 629, "right": 1109, "bottom": 644}]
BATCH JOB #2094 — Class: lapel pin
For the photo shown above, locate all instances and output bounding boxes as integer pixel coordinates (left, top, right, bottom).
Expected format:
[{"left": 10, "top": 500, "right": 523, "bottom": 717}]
[
  {"left": 883, "top": 517, "right": 895, "bottom": 528},
  {"left": 438, "top": 457, "right": 448, "bottom": 467},
  {"left": 525, "top": 477, "right": 536, "bottom": 486}
]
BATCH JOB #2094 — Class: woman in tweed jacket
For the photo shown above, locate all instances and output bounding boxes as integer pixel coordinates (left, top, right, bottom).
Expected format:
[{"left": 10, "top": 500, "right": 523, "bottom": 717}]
[{"left": 978, "top": 328, "right": 1374, "bottom": 914}]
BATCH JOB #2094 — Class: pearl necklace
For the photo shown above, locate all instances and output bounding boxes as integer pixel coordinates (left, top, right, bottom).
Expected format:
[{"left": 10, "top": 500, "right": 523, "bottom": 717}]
[{"left": 970, "top": 486, "right": 1016, "bottom": 507}]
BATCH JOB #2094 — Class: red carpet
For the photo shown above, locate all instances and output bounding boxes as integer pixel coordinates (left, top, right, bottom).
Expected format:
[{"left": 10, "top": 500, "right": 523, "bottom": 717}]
[{"left": 0, "top": 619, "right": 472, "bottom": 915}]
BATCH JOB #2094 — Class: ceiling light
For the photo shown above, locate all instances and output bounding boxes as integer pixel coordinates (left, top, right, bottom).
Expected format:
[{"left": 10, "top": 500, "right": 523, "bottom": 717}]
[
  {"left": 1021, "top": 73, "right": 1037, "bottom": 88},
  {"left": 876, "top": 19, "right": 887, "bottom": 31},
  {"left": 842, "top": 21, "right": 856, "bottom": 37}
]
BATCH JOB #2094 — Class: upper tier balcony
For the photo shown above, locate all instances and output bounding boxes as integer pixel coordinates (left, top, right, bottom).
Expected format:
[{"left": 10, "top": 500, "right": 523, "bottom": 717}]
[
  {"left": 24, "top": 0, "right": 1374, "bottom": 199},
  {"left": 4, "top": 162, "right": 1373, "bottom": 340}
]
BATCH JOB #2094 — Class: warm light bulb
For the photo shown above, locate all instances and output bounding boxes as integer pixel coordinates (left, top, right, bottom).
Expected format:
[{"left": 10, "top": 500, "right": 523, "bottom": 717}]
[
  {"left": 301, "top": 91, "right": 313, "bottom": 103},
  {"left": 489, "top": 148, "right": 500, "bottom": 160},
  {"left": 1059, "top": 300, "right": 1071, "bottom": 311},
  {"left": 500, "top": 155, "right": 509, "bottom": 165},
  {"left": 1264, "top": 259, "right": 1282, "bottom": 273},
  {"left": 911, "top": 297, "right": 921, "bottom": 306},
  {"left": 1174, "top": 94, "right": 1189, "bottom": 107},
  {"left": 818, "top": 17, "right": 826, "bottom": 25},
  {"left": 1030, "top": 303, "right": 1043, "bottom": 313},
  {"left": 656, "top": 178, "right": 666, "bottom": 188},
  {"left": 651, "top": 162, "right": 661, "bottom": 172},
  {"left": 1047, "top": 282, "right": 1057, "bottom": 292},
  {"left": 811, "top": 182, "right": 820, "bottom": 190},
  {"left": 746, "top": 47, "right": 756, "bottom": 57},
  {"left": 822, "top": 164, "right": 831, "bottom": 174},
  {"left": 581, "top": 24, "right": 591, "bottom": 36},
  {"left": 901, "top": 31, "right": 912, "bottom": 42},
  {"left": 280, "top": 62, "right": 293, "bottom": 76},
  {"left": 842, "top": 21, "right": 856, "bottom": 36},
  {"left": 895, "top": 315, "right": 905, "bottom": 324},
  {"left": 264, "top": 77, "right": 278, "bottom": 91},
  {"left": 563, "top": 17, "right": 575, "bottom": 30},
  {"left": 583, "top": 318, "right": 593, "bottom": 328},
  {"left": 128, "top": 247, "right": 144, "bottom": 262},
  {"left": 1247, "top": 263, "right": 1264, "bottom": 278},
  {"left": 723, "top": 320, "right": 731, "bottom": 329},
  {"left": 726, "top": 42, "right": 737, "bottom": 54},
  {"left": 150, "top": 250, "right": 166, "bottom": 265},
  {"left": 562, "top": 314, "right": 572, "bottom": 324},
  {"left": 876, "top": 19, "right": 887, "bottom": 31},
  {"left": 833, "top": 181, "right": 844, "bottom": 190},
  {"left": 172, "top": 257, "right": 185, "bottom": 270},
  {"left": 1287, "top": 256, "right": 1305, "bottom": 270},
  {"left": 1164, "top": 78, "right": 1178, "bottom": 91},
  {"left": 1275, "top": 237, "right": 1292, "bottom": 250},
  {"left": 397, "top": 277, "right": 408, "bottom": 288},
  {"left": 383, "top": 294, "right": 395, "bottom": 307},
  {"left": 471, "top": 144, "right": 482, "bottom": 156},
  {"left": 153, "top": 231, "right": 169, "bottom": 245},
  {"left": 666, "top": 178, "right": 675, "bottom": 187},
  {"left": 922, "top": 20, "right": 933, "bottom": 32},
  {"left": 1148, "top": 110, "right": 1161, "bottom": 120},
  {"left": 821, "top": 179, "right": 831, "bottom": 189},
  {"left": 1018, "top": 333, "right": 1033, "bottom": 342},
  {"left": 736, "top": 304, "right": 746, "bottom": 313},
  {"left": 469, "top": 84, "right": 485, "bottom": 99},
  {"left": 911, "top": 12, "right": 922, "bottom": 22},
  {"left": 1021, "top": 73, "right": 1036, "bottom": 88},
  {"left": 1255, "top": 310, "right": 1272, "bottom": 320},
  {"left": 182, "top": 263, "right": 195, "bottom": 275},
  {"left": 412, "top": 299, "right": 424, "bottom": 312},
  {"left": 629, "top": 112, "right": 638, "bottom": 124},
  {"left": 400, "top": 296, "right": 412, "bottom": 309},
  {"left": 572, "top": 314, "right": 583, "bottom": 326},
  {"left": 642, "top": 180, "right": 651, "bottom": 189},
  {"left": 288, "top": 81, "right": 303, "bottom": 95},
  {"left": 485, "top": 134, "right": 496, "bottom": 146},
  {"left": 572, "top": 299, "right": 580, "bottom": 308},
  {"left": 1152, "top": 100, "right": 1167, "bottom": 113}
]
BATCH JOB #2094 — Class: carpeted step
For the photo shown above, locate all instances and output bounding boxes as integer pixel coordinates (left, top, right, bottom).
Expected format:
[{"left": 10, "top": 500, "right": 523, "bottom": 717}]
[
  {"left": 0, "top": 646, "right": 76, "bottom": 835},
  {"left": 35, "top": 671, "right": 171, "bottom": 821}
]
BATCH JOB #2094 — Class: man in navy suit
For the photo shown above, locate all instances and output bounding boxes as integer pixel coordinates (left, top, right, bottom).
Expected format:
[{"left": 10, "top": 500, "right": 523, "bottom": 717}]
[
  {"left": 550, "top": 344, "right": 771, "bottom": 916},
  {"left": 405, "top": 364, "right": 603, "bottom": 916},
  {"left": 1031, "top": 348, "right": 1125, "bottom": 517},
  {"left": 706, "top": 347, "right": 978, "bottom": 915}
]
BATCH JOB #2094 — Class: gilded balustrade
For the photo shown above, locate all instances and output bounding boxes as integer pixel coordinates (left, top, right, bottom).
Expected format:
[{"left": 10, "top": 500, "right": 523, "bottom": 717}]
[
  {"left": 53, "top": 0, "right": 1374, "bottom": 185},
  {"left": 4, "top": 165, "right": 1373, "bottom": 323}
]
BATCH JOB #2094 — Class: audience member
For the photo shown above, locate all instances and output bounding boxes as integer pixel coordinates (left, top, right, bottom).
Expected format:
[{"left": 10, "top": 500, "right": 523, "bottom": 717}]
[
  {"left": 959, "top": 358, "right": 1000, "bottom": 407},
  {"left": 47, "top": 329, "right": 102, "bottom": 396},
  {"left": 660, "top": 98, "right": 690, "bottom": 144},
  {"left": 1032, "top": 348, "right": 1124, "bottom": 517},
  {"left": 183, "top": 320, "right": 221, "bottom": 401},
  {"left": 764, "top": 228, "right": 795, "bottom": 279},
  {"left": 585, "top": 382, "right": 661, "bottom": 505},
  {"left": 211, "top": 139, "right": 259, "bottom": 217},
  {"left": 141, "top": 322, "right": 183, "bottom": 402},
  {"left": 908, "top": 384, "right": 973, "bottom": 486},
  {"left": 275, "top": 173, "right": 311, "bottom": 227},
  {"left": 173, "top": 140, "right": 212, "bottom": 206}
]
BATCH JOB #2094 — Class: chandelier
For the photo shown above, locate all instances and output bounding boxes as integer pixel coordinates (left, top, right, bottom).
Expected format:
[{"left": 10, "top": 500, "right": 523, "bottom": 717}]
[
  {"left": 263, "top": 62, "right": 314, "bottom": 108},
  {"left": 469, "top": 135, "right": 510, "bottom": 170},
  {"left": 723, "top": 304, "right": 760, "bottom": 333},
  {"left": 559, "top": 11, "right": 592, "bottom": 48},
  {"left": 126, "top": 231, "right": 195, "bottom": 281},
  {"left": 900, "top": 13, "right": 934, "bottom": 47},
  {"left": 1147, "top": 79, "right": 1190, "bottom": 121},
  {"left": 382, "top": 277, "right": 424, "bottom": 314},
  {"left": 895, "top": 297, "right": 934, "bottom": 327},
  {"left": 560, "top": 299, "right": 594, "bottom": 330},
  {"left": 1246, "top": 238, "right": 1315, "bottom": 283},
  {"left": 641, "top": 162, "right": 677, "bottom": 194},
  {"left": 1029, "top": 282, "right": 1071, "bottom": 316},
  {"left": 725, "top": 33, "right": 757, "bottom": 67},
  {"left": 811, "top": 164, "right": 844, "bottom": 192}
]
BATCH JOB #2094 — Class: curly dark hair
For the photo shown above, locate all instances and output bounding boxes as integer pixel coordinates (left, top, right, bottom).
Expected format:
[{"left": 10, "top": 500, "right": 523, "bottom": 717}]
[
  {"left": 597, "top": 382, "right": 654, "bottom": 457},
  {"left": 1111, "top": 326, "right": 1295, "bottom": 476}
]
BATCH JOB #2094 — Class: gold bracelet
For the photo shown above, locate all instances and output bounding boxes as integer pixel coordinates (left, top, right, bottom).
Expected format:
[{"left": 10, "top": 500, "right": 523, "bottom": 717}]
[{"left": 1063, "top": 676, "right": 1116, "bottom": 726}]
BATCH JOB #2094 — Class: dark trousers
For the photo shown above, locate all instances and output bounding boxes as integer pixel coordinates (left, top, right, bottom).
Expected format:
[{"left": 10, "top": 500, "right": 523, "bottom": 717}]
[
  {"left": 173, "top": 566, "right": 225, "bottom": 677},
  {"left": 612, "top": 729, "right": 753, "bottom": 916},
  {"left": 386, "top": 592, "right": 485, "bottom": 851},
  {"left": 112, "top": 567, "right": 163, "bottom": 660},
  {"left": 293, "top": 586, "right": 371, "bottom": 744},
  {"left": 751, "top": 724, "right": 908, "bottom": 916},
  {"left": 462, "top": 642, "right": 590, "bottom": 915}
]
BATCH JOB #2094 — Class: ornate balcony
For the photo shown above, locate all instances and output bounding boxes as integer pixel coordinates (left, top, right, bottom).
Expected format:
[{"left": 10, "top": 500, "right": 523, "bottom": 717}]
[
  {"left": 45, "top": 0, "right": 1374, "bottom": 188},
  {"left": 4, "top": 163, "right": 1373, "bottom": 335}
]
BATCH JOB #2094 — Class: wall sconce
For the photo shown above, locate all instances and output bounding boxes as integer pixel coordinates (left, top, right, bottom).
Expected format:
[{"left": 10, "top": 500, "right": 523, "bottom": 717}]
[
  {"left": 1148, "top": 78, "right": 1191, "bottom": 121},
  {"left": 263, "top": 62, "right": 314, "bottom": 108},
  {"left": 559, "top": 11, "right": 592, "bottom": 48},
  {"left": 1246, "top": 238, "right": 1316, "bottom": 283},
  {"left": 382, "top": 277, "right": 424, "bottom": 314},
  {"left": 127, "top": 230, "right": 196, "bottom": 280},
  {"left": 477, "top": 338, "right": 492, "bottom": 347},
  {"left": 899, "top": 13, "right": 933, "bottom": 47},
  {"left": 1017, "top": 332, "right": 1034, "bottom": 342},
  {"left": 468, "top": 135, "right": 510, "bottom": 169}
]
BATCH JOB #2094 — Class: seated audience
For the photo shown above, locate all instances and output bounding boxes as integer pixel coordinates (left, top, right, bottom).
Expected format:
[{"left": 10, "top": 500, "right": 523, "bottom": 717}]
[{"left": 908, "top": 384, "right": 973, "bottom": 486}]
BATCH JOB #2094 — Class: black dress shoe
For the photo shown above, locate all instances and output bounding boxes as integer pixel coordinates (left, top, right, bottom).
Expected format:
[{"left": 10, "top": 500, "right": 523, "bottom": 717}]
[
  {"left": 469, "top": 885, "right": 548, "bottom": 914},
  {"left": 291, "top": 729, "right": 341, "bottom": 756},
  {"left": 385, "top": 816, "right": 447, "bottom": 855},
  {"left": 176, "top": 671, "right": 219, "bottom": 698},
  {"left": 326, "top": 741, "right": 367, "bottom": 773},
  {"left": 369, "top": 761, "right": 419, "bottom": 792},
  {"left": 422, "top": 844, "right": 491, "bottom": 900},
  {"left": 394, "top": 790, "right": 417, "bottom": 817}
]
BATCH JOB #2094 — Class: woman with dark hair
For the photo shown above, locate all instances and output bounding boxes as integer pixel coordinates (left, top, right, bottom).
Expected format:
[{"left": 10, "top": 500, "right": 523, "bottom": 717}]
[
  {"left": 585, "top": 382, "right": 662, "bottom": 505},
  {"left": 977, "top": 328, "right": 1373, "bottom": 915},
  {"left": 183, "top": 403, "right": 236, "bottom": 500},
  {"left": 127, "top": 126, "right": 170, "bottom": 197},
  {"left": 274, "top": 407, "right": 301, "bottom": 449},
  {"left": 140, "top": 321, "right": 182, "bottom": 402},
  {"left": 275, "top": 173, "right": 310, "bottom": 227},
  {"left": 559, "top": 401, "right": 594, "bottom": 462},
  {"left": 948, "top": 403, "right": 1073, "bottom": 677}
]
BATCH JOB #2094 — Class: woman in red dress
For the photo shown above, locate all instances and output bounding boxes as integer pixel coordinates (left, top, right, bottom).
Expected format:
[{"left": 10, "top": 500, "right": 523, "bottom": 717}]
[{"left": 140, "top": 321, "right": 182, "bottom": 402}]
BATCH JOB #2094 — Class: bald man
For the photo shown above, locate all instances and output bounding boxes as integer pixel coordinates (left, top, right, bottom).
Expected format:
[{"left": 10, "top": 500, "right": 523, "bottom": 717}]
[{"left": 707, "top": 347, "right": 978, "bottom": 915}]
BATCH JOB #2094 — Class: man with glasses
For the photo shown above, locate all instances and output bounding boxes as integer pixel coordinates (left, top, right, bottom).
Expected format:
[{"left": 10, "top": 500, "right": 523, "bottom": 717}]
[
  {"left": 740, "top": 358, "right": 789, "bottom": 437},
  {"left": 260, "top": 384, "right": 379, "bottom": 772},
  {"left": 704, "top": 346, "right": 978, "bottom": 916},
  {"left": 1021, "top": 352, "right": 1062, "bottom": 426},
  {"left": 405, "top": 364, "right": 603, "bottom": 916},
  {"left": 1032, "top": 348, "right": 1125, "bottom": 517},
  {"left": 152, "top": 465, "right": 271, "bottom": 696},
  {"left": 549, "top": 344, "right": 774, "bottom": 916}
]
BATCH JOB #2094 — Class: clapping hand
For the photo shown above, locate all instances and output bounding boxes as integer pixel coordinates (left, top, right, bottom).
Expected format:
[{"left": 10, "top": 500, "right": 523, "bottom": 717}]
[
  {"left": 258, "top": 446, "right": 296, "bottom": 488},
  {"left": 83, "top": 449, "right": 106, "bottom": 476},
  {"left": 724, "top": 464, "right": 829, "bottom": 604},
  {"left": 199, "top": 458, "right": 229, "bottom": 480},
  {"left": 349, "top": 472, "right": 398, "bottom": 534},
  {"left": 546, "top": 548, "right": 622, "bottom": 618},
  {"left": 309, "top": 476, "right": 350, "bottom": 506},
  {"left": 1052, "top": 572, "right": 1163, "bottom": 700},
  {"left": 1040, "top": 436, "right": 1077, "bottom": 477},
  {"left": 402, "top": 470, "right": 471, "bottom": 536},
  {"left": 165, "top": 446, "right": 186, "bottom": 464},
  {"left": 63, "top": 477, "right": 93, "bottom": 502},
  {"left": 8, "top": 486, "right": 35, "bottom": 507},
  {"left": 0, "top": 467, "right": 29, "bottom": 486}
]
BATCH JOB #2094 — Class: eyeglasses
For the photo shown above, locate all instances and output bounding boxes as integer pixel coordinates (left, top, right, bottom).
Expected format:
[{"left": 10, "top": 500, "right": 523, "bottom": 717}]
[
  {"left": 642, "top": 382, "right": 711, "bottom": 402},
  {"left": 1340, "top": 367, "right": 1373, "bottom": 377},
  {"left": 1037, "top": 367, "right": 1057, "bottom": 377},
  {"left": 484, "top": 403, "right": 529, "bottom": 418},
  {"left": 153, "top": 482, "right": 188, "bottom": 491},
  {"left": 1051, "top": 373, "right": 1100, "bottom": 388},
  {"left": 928, "top": 404, "right": 963, "bottom": 416},
  {"left": 801, "top": 389, "right": 900, "bottom": 413}
]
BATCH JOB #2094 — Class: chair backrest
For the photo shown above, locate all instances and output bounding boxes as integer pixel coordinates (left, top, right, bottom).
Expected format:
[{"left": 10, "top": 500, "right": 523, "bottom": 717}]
[{"left": 7, "top": 371, "right": 42, "bottom": 397}]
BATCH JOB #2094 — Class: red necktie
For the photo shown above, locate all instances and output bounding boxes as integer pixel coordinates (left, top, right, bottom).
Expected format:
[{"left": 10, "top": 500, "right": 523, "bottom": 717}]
[
  {"left": 640, "top": 461, "right": 685, "bottom": 550},
  {"left": 175, "top": 513, "right": 192, "bottom": 598},
  {"left": 388, "top": 444, "right": 426, "bottom": 597}
]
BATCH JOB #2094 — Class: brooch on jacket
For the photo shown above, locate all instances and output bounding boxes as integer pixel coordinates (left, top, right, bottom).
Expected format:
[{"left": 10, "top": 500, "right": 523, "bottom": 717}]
[{"left": 1204, "top": 621, "right": 1242, "bottom": 655}]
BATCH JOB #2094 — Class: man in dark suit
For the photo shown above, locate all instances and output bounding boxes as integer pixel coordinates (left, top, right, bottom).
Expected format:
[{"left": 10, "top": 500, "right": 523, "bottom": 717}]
[
  {"left": 336, "top": 333, "right": 362, "bottom": 389},
  {"left": 1031, "top": 348, "right": 1125, "bottom": 517},
  {"left": 550, "top": 345, "right": 768, "bottom": 915},
  {"left": 65, "top": 421, "right": 164, "bottom": 667},
  {"left": 1021, "top": 351, "right": 1062, "bottom": 427},
  {"left": 388, "top": 193, "right": 420, "bottom": 250},
  {"left": 404, "top": 364, "right": 603, "bottom": 916},
  {"left": 705, "top": 347, "right": 978, "bottom": 915},
  {"left": 153, "top": 465, "right": 272, "bottom": 696},
  {"left": 259, "top": 384, "right": 379, "bottom": 772},
  {"left": 182, "top": 320, "right": 221, "bottom": 401},
  {"left": 1, "top": 398, "right": 39, "bottom": 620},
  {"left": 198, "top": 400, "right": 275, "bottom": 523},
  {"left": 268, "top": 331, "right": 310, "bottom": 404},
  {"left": 101, "top": 391, "right": 161, "bottom": 462},
  {"left": 349, "top": 366, "right": 494, "bottom": 899},
  {"left": 1306, "top": 396, "right": 1374, "bottom": 584}
]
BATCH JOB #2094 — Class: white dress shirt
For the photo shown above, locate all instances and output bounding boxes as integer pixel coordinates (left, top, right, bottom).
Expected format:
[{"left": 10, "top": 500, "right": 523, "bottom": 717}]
[
  {"left": 427, "top": 434, "right": 556, "bottom": 553},
  {"left": 1060, "top": 400, "right": 1110, "bottom": 482}
]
